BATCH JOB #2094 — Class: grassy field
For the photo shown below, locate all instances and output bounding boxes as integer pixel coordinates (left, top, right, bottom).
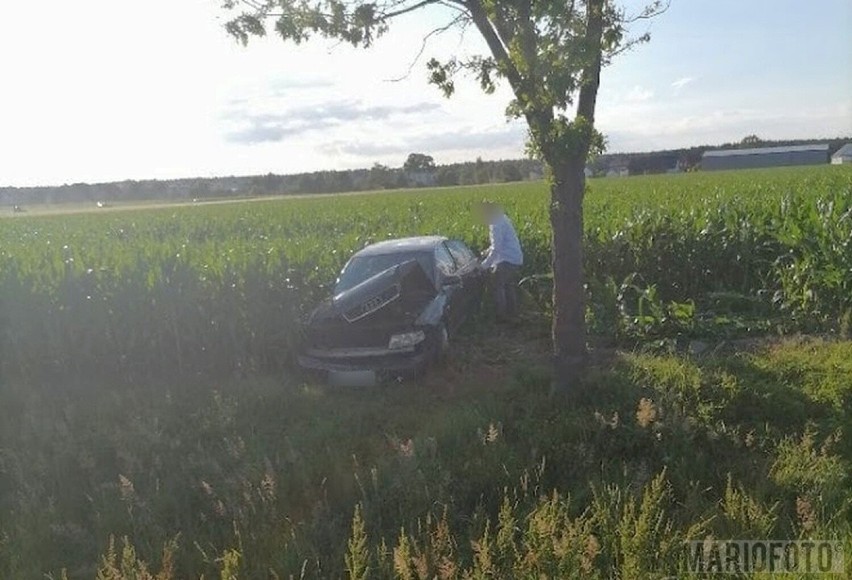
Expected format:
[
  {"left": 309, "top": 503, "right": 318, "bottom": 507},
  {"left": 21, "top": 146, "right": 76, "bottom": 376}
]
[
  {"left": 1, "top": 166, "right": 851, "bottom": 578},
  {"left": 2, "top": 166, "right": 850, "bottom": 380}
]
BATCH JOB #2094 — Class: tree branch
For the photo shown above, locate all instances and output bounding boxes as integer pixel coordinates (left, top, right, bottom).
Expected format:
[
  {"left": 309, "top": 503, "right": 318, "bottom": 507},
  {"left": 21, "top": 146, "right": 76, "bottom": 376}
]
[
  {"left": 624, "top": 0, "right": 671, "bottom": 23},
  {"left": 517, "top": 1, "right": 538, "bottom": 93},
  {"left": 464, "top": 1, "right": 523, "bottom": 94},
  {"left": 489, "top": 5, "right": 516, "bottom": 45},
  {"left": 380, "top": 0, "right": 439, "bottom": 20},
  {"left": 576, "top": 0, "right": 604, "bottom": 124},
  {"left": 386, "top": 14, "right": 470, "bottom": 82}
]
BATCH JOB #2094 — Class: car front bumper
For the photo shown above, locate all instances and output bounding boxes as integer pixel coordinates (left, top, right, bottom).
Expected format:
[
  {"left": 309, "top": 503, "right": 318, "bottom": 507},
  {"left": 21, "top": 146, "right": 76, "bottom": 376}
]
[{"left": 297, "top": 344, "right": 436, "bottom": 375}]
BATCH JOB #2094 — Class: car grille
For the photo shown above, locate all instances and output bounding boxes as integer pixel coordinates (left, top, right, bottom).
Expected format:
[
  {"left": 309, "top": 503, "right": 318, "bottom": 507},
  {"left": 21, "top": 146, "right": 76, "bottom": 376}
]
[
  {"left": 342, "top": 285, "right": 401, "bottom": 322},
  {"left": 307, "top": 288, "right": 435, "bottom": 350},
  {"left": 310, "top": 318, "right": 395, "bottom": 349}
]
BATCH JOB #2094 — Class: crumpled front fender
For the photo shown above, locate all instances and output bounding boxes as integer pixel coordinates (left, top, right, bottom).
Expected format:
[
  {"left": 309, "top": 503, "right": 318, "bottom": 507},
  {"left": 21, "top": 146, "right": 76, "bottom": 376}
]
[{"left": 414, "top": 294, "right": 447, "bottom": 327}]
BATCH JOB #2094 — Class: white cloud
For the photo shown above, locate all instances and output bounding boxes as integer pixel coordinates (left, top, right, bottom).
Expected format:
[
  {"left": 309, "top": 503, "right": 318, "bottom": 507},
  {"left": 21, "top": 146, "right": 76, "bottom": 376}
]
[
  {"left": 626, "top": 85, "right": 655, "bottom": 102},
  {"left": 599, "top": 100, "right": 848, "bottom": 152},
  {"left": 318, "top": 123, "right": 526, "bottom": 158},
  {"left": 671, "top": 76, "right": 696, "bottom": 91}
]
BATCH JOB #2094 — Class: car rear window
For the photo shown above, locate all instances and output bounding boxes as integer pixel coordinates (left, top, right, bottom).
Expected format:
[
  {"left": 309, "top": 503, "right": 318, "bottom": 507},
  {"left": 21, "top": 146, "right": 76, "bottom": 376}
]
[{"left": 335, "top": 252, "right": 433, "bottom": 293}]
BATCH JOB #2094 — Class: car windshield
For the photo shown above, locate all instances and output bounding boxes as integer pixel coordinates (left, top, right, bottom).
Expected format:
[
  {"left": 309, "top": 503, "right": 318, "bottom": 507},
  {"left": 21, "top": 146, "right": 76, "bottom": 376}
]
[{"left": 335, "top": 252, "right": 432, "bottom": 294}]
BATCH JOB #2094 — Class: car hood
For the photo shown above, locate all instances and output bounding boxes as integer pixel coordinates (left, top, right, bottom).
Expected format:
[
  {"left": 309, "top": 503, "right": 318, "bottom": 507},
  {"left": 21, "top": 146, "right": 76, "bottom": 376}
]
[{"left": 310, "top": 260, "right": 437, "bottom": 324}]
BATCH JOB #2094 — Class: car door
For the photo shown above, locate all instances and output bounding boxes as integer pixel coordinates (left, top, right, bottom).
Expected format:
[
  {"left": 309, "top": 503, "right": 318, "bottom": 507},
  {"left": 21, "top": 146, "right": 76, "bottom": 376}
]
[
  {"left": 433, "top": 243, "right": 465, "bottom": 331},
  {"left": 447, "top": 240, "right": 484, "bottom": 301},
  {"left": 444, "top": 240, "right": 483, "bottom": 323}
]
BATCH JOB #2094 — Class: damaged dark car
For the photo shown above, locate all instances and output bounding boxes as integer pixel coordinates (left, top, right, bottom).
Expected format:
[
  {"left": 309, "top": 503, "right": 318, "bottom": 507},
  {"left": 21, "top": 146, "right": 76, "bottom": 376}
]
[{"left": 298, "top": 236, "right": 484, "bottom": 383}]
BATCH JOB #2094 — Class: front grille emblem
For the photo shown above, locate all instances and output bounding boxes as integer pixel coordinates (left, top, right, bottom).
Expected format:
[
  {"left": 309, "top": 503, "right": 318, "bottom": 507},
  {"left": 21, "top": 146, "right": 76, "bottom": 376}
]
[{"left": 343, "top": 285, "right": 401, "bottom": 322}]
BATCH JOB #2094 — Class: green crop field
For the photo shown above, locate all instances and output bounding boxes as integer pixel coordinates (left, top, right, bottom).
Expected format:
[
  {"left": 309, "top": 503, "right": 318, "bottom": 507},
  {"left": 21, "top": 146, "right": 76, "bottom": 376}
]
[
  {"left": 2, "top": 166, "right": 851, "bottom": 379},
  {"left": 1, "top": 165, "right": 851, "bottom": 578}
]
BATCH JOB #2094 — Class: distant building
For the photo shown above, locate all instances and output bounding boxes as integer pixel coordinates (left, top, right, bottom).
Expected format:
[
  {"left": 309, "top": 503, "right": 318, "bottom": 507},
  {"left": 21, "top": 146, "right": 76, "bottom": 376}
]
[
  {"left": 831, "top": 144, "right": 852, "bottom": 165},
  {"left": 604, "top": 157, "right": 630, "bottom": 177},
  {"left": 702, "top": 144, "right": 830, "bottom": 171}
]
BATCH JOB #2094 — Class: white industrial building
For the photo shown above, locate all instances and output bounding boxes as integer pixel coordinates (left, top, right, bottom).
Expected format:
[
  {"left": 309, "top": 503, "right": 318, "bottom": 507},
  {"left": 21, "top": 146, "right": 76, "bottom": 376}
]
[
  {"left": 702, "top": 144, "right": 830, "bottom": 171},
  {"left": 831, "top": 144, "right": 852, "bottom": 165}
]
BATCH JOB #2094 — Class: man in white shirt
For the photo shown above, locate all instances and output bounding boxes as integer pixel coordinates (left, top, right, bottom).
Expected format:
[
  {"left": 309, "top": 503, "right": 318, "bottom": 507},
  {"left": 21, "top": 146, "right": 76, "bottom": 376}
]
[{"left": 478, "top": 201, "right": 524, "bottom": 322}]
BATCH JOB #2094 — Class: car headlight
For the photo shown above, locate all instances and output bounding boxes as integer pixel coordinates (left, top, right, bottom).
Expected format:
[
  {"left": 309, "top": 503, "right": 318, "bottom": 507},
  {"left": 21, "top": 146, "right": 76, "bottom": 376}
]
[{"left": 388, "top": 330, "right": 426, "bottom": 350}]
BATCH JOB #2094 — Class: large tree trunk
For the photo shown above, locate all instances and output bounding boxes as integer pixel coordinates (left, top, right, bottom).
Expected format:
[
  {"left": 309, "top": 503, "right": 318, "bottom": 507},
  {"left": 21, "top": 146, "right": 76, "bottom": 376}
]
[
  {"left": 549, "top": 0, "right": 603, "bottom": 391},
  {"left": 550, "top": 158, "right": 587, "bottom": 390}
]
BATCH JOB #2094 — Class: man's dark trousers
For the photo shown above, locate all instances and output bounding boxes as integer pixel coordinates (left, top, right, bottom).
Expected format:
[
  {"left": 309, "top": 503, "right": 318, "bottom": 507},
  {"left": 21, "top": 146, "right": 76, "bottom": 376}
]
[{"left": 493, "top": 262, "right": 521, "bottom": 321}]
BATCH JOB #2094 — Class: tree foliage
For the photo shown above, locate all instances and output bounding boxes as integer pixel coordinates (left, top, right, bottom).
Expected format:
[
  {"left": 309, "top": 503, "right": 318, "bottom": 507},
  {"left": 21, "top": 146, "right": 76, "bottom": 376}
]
[
  {"left": 222, "top": 0, "right": 665, "bottom": 166},
  {"left": 741, "top": 134, "right": 763, "bottom": 146},
  {"left": 403, "top": 153, "right": 436, "bottom": 173}
]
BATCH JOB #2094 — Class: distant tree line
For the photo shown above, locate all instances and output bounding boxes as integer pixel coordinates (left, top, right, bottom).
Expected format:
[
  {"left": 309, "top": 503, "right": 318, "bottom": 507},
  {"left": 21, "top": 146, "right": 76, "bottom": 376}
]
[
  {"left": 0, "top": 155, "right": 545, "bottom": 206},
  {"left": 2, "top": 137, "right": 849, "bottom": 206}
]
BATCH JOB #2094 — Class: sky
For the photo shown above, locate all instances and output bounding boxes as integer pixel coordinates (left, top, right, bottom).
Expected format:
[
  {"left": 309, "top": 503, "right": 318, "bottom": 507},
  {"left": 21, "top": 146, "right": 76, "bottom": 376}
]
[{"left": 0, "top": 0, "right": 849, "bottom": 187}]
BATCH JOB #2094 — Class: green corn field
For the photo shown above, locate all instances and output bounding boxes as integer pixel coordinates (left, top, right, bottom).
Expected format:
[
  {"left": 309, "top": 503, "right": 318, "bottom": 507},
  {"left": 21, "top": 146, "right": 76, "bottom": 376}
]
[
  {"left": 1, "top": 165, "right": 851, "bottom": 579},
  {"left": 1, "top": 166, "right": 850, "bottom": 379}
]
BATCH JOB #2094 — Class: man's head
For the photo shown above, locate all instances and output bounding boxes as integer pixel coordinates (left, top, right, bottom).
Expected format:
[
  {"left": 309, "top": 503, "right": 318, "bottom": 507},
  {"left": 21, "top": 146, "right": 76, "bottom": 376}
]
[{"left": 476, "top": 200, "right": 502, "bottom": 224}]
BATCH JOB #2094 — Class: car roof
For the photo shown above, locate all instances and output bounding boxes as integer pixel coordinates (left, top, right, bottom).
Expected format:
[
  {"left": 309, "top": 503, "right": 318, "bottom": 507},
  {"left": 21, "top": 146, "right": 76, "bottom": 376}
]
[{"left": 355, "top": 236, "right": 448, "bottom": 257}]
